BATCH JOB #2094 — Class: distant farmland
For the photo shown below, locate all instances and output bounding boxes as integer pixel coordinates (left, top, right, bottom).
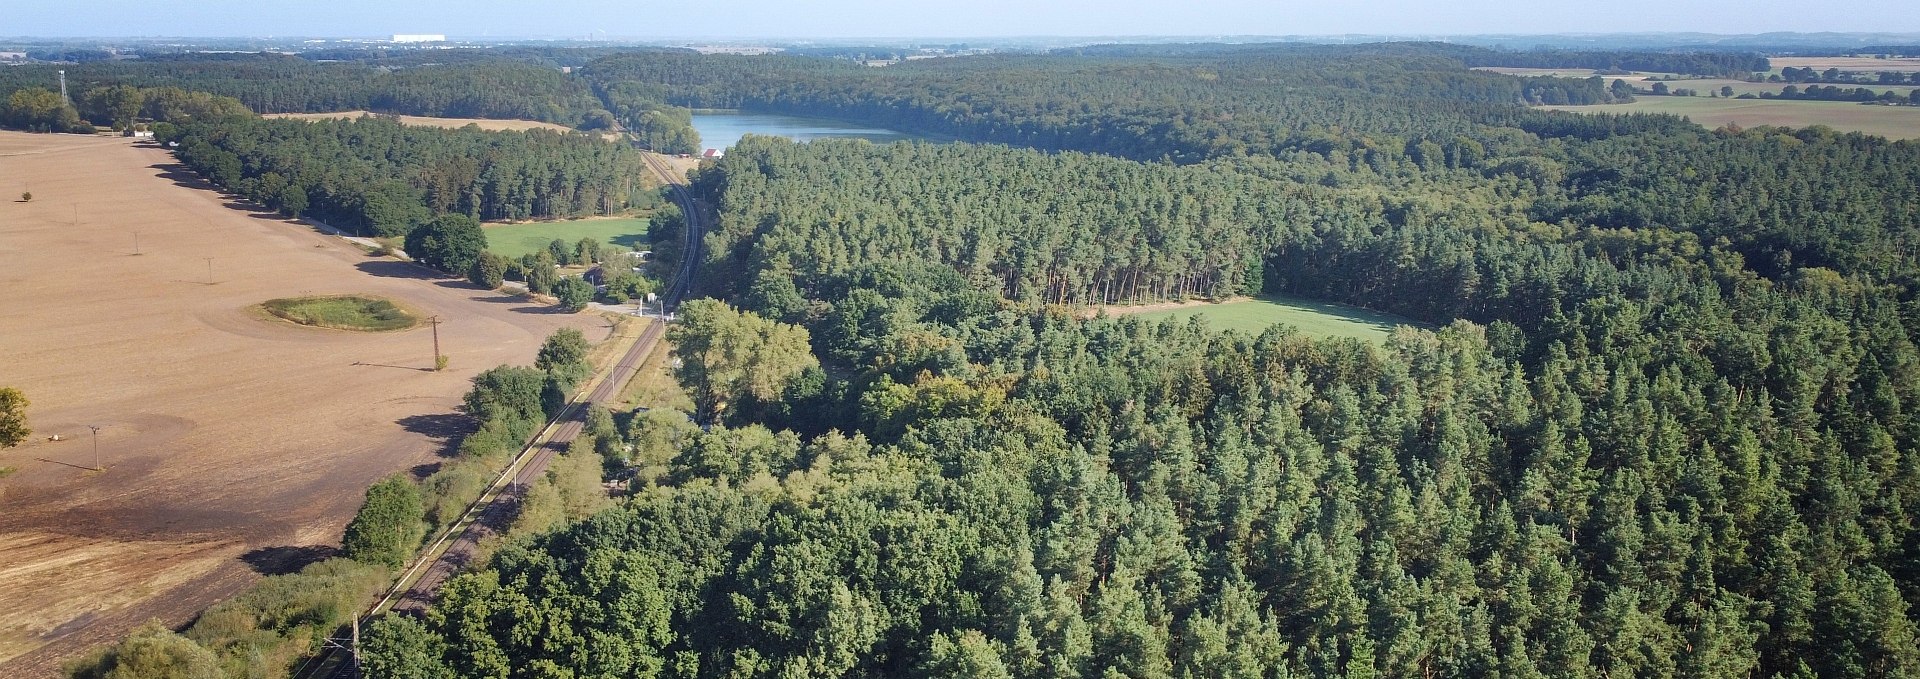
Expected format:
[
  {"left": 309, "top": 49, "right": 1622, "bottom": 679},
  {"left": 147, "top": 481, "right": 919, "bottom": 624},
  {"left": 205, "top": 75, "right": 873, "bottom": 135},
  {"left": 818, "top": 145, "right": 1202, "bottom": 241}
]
[
  {"left": 1542, "top": 98, "right": 1920, "bottom": 140},
  {"left": 1475, "top": 67, "right": 1919, "bottom": 98},
  {"left": 1769, "top": 56, "right": 1920, "bottom": 73},
  {"left": 484, "top": 217, "right": 651, "bottom": 258}
]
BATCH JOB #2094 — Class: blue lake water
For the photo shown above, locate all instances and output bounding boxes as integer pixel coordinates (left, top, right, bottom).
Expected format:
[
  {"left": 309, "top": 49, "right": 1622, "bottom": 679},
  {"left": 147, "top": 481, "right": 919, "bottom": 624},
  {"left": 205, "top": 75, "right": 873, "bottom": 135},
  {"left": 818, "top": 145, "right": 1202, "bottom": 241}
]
[{"left": 690, "top": 111, "right": 918, "bottom": 151}]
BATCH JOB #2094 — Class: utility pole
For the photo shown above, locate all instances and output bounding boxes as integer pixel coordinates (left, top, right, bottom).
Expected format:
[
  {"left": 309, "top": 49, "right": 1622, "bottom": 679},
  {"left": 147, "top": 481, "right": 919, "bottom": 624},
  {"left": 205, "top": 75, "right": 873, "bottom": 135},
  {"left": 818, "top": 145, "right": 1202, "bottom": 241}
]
[
  {"left": 204, "top": 257, "right": 214, "bottom": 285},
  {"left": 429, "top": 316, "right": 442, "bottom": 370},
  {"left": 350, "top": 616, "right": 362, "bottom": 675},
  {"left": 86, "top": 425, "right": 101, "bottom": 471},
  {"left": 133, "top": 232, "right": 140, "bottom": 255}
]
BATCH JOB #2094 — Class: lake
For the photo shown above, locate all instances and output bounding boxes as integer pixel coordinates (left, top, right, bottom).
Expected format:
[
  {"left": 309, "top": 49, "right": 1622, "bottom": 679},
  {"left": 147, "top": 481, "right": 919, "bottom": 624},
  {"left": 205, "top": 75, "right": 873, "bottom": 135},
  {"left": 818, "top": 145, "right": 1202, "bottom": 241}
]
[{"left": 690, "top": 111, "right": 918, "bottom": 151}]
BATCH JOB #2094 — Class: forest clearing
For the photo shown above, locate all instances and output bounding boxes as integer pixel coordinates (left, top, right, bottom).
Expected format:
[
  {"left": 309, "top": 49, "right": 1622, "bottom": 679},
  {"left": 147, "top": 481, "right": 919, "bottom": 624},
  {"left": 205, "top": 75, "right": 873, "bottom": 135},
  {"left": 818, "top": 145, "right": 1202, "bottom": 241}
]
[
  {"left": 1544, "top": 96, "right": 1920, "bottom": 138},
  {"left": 482, "top": 216, "right": 651, "bottom": 258},
  {"left": 0, "top": 131, "right": 605, "bottom": 676},
  {"left": 262, "top": 111, "right": 576, "bottom": 133},
  {"left": 1118, "top": 294, "right": 1417, "bottom": 341}
]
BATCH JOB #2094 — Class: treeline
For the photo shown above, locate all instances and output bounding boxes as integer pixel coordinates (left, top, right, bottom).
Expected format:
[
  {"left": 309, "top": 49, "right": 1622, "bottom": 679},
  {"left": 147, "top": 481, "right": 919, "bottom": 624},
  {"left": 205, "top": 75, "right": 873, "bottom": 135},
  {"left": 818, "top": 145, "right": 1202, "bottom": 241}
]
[
  {"left": 581, "top": 46, "right": 1670, "bottom": 164},
  {"left": 0, "top": 51, "right": 702, "bottom": 146},
  {"left": 1442, "top": 45, "right": 1770, "bottom": 77},
  {"left": 1778, "top": 66, "right": 1920, "bottom": 85},
  {"left": 3, "top": 83, "right": 253, "bottom": 133},
  {"left": 1754, "top": 83, "right": 1916, "bottom": 104},
  {"left": 1055, "top": 41, "right": 1769, "bottom": 77},
  {"left": 597, "top": 80, "right": 701, "bottom": 153},
  {"left": 2, "top": 88, "right": 94, "bottom": 133},
  {"left": 0, "top": 53, "right": 606, "bottom": 125},
  {"left": 164, "top": 116, "right": 653, "bottom": 236}
]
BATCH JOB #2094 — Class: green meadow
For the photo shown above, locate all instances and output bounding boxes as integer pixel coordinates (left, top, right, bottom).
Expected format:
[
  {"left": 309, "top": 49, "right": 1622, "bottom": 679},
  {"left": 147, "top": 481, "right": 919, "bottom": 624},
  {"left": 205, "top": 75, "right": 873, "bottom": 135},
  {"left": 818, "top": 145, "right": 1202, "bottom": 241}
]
[
  {"left": 484, "top": 217, "right": 651, "bottom": 258},
  {"left": 1127, "top": 294, "right": 1421, "bottom": 342}
]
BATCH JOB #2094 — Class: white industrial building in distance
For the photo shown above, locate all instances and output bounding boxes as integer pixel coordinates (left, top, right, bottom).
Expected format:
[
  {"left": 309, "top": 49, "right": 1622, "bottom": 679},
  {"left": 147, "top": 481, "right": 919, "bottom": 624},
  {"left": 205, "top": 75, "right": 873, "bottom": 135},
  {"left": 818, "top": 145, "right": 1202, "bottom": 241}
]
[{"left": 391, "top": 34, "right": 446, "bottom": 43}]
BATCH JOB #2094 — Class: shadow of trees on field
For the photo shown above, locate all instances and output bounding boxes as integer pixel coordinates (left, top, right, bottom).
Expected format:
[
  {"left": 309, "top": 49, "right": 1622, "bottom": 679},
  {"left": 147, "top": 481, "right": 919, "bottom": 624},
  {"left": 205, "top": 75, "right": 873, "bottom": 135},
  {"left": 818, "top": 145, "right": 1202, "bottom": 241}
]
[
  {"left": 399, "top": 413, "right": 474, "bottom": 458},
  {"left": 409, "top": 462, "right": 443, "bottom": 480},
  {"left": 511, "top": 304, "right": 571, "bottom": 315},
  {"left": 241, "top": 545, "right": 340, "bottom": 576},
  {"left": 222, "top": 200, "right": 289, "bottom": 222},
  {"left": 149, "top": 162, "right": 218, "bottom": 192},
  {"left": 355, "top": 260, "right": 439, "bottom": 280}
]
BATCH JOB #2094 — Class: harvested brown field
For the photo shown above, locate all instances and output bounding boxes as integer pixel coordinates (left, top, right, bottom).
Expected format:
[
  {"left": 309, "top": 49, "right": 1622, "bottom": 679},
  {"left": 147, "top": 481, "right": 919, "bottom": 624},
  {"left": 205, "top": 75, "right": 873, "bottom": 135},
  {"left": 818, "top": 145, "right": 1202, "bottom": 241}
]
[
  {"left": 263, "top": 110, "right": 577, "bottom": 133},
  {"left": 1471, "top": 66, "right": 1625, "bottom": 77},
  {"left": 1475, "top": 69, "right": 1918, "bottom": 98},
  {"left": 1771, "top": 56, "right": 1920, "bottom": 73},
  {"left": 1541, "top": 97, "right": 1920, "bottom": 140},
  {"left": 0, "top": 131, "right": 608, "bottom": 676}
]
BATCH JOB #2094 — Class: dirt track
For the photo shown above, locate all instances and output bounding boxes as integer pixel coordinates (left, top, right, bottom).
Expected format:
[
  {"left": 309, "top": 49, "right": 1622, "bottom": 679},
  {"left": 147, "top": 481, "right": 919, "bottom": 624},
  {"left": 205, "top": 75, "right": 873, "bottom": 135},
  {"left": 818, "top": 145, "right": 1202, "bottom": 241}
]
[{"left": 0, "top": 131, "right": 606, "bottom": 676}]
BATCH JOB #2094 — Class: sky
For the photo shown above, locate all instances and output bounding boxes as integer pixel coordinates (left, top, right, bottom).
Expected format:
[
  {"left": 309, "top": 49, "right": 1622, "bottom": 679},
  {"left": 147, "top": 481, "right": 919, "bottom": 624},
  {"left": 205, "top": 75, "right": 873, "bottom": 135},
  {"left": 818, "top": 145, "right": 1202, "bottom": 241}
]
[{"left": 6, "top": 0, "right": 1920, "bottom": 39}]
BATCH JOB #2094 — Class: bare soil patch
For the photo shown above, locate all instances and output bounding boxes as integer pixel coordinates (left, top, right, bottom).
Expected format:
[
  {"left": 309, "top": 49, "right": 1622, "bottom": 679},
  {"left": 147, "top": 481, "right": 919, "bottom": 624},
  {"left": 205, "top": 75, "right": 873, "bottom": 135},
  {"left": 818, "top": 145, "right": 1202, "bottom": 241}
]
[{"left": 0, "top": 132, "right": 605, "bottom": 676}]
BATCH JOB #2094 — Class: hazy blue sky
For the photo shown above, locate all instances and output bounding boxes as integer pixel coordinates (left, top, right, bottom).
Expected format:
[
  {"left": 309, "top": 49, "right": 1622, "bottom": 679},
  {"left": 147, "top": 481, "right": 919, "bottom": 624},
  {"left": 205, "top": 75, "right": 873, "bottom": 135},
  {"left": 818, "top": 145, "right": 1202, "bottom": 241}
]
[{"left": 7, "top": 0, "right": 1920, "bottom": 38}]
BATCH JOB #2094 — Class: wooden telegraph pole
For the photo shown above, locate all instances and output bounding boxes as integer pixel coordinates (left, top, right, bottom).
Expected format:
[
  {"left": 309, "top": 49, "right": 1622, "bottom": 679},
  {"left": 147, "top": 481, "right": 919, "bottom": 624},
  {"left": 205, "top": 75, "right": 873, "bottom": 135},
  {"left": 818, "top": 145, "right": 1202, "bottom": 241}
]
[
  {"left": 430, "top": 316, "right": 442, "bottom": 370},
  {"left": 86, "top": 425, "right": 102, "bottom": 471}
]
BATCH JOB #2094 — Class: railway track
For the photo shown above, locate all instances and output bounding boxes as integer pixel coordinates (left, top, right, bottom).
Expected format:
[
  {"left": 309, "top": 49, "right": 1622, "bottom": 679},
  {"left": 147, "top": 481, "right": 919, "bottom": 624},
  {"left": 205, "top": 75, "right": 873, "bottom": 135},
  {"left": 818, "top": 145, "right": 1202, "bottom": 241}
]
[{"left": 295, "top": 152, "right": 702, "bottom": 679}]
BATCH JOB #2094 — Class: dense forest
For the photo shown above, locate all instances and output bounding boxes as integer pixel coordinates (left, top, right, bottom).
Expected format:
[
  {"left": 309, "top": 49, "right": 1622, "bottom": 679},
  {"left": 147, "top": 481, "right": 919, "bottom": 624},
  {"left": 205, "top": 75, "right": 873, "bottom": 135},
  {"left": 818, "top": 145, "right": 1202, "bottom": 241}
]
[
  {"left": 40, "top": 41, "right": 1920, "bottom": 679},
  {"left": 342, "top": 44, "right": 1920, "bottom": 679},
  {"left": 1443, "top": 46, "right": 1770, "bottom": 77},
  {"left": 581, "top": 44, "right": 1666, "bottom": 163},
  {"left": 0, "top": 53, "right": 602, "bottom": 123},
  {"left": 164, "top": 116, "right": 654, "bottom": 235}
]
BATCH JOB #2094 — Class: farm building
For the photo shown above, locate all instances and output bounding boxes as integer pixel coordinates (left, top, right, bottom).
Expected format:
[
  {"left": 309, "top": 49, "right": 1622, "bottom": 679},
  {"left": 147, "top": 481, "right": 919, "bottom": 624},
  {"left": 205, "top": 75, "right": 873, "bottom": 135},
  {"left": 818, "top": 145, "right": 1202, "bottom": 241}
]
[{"left": 702, "top": 148, "right": 724, "bottom": 159}]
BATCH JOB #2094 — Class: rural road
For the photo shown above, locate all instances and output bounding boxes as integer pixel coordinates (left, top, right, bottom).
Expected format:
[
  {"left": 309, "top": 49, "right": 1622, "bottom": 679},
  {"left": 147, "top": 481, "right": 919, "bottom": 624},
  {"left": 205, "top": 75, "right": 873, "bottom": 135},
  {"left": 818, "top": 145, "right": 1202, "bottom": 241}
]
[{"left": 297, "top": 151, "right": 704, "bottom": 678}]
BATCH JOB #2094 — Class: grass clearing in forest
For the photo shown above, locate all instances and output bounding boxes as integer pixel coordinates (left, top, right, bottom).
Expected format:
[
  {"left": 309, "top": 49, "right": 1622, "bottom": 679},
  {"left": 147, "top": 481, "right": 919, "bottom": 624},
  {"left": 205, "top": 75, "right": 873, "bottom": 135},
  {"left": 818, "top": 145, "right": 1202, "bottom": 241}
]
[
  {"left": 1123, "top": 294, "right": 1418, "bottom": 342},
  {"left": 259, "top": 295, "right": 419, "bottom": 332},
  {"left": 1541, "top": 97, "right": 1920, "bottom": 140},
  {"left": 484, "top": 217, "right": 651, "bottom": 259},
  {"left": 614, "top": 333, "right": 693, "bottom": 413}
]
